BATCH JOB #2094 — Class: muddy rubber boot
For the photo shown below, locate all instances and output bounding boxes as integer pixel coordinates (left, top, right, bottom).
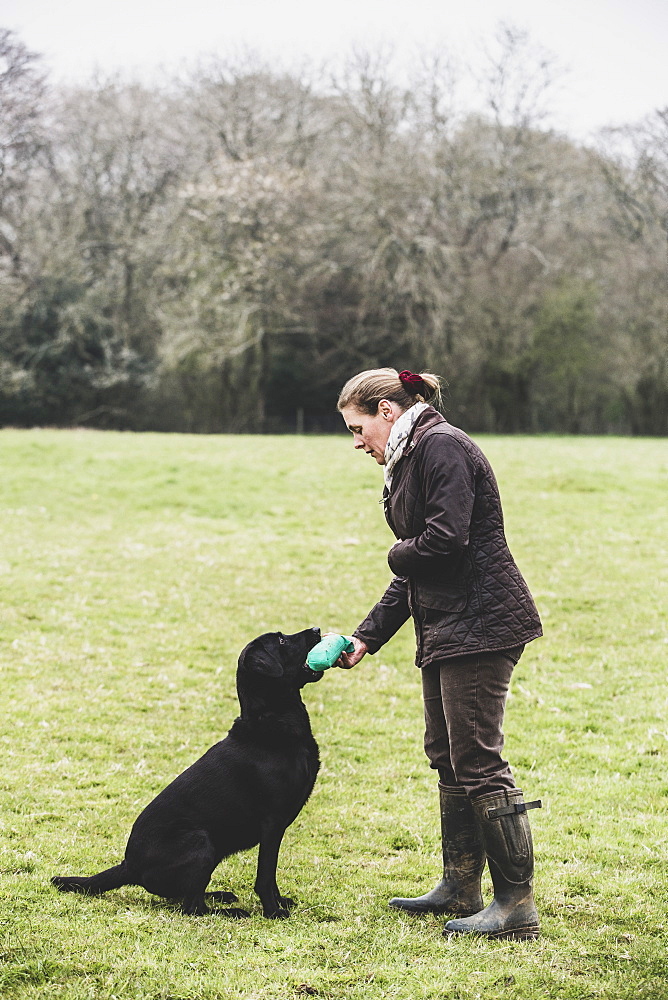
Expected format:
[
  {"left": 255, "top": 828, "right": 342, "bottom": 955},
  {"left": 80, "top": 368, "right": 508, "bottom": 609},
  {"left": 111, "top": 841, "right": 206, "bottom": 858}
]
[
  {"left": 444, "top": 789, "right": 541, "bottom": 940},
  {"left": 389, "top": 784, "right": 485, "bottom": 916}
]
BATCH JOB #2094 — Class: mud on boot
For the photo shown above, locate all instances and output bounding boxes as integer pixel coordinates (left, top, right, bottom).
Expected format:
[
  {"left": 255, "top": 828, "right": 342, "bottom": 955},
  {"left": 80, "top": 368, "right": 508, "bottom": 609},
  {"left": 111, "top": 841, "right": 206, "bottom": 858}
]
[
  {"left": 444, "top": 789, "right": 541, "bottom": 940},
  {"left": 389, "top": 784, "right": 485, "bottom": 917}
]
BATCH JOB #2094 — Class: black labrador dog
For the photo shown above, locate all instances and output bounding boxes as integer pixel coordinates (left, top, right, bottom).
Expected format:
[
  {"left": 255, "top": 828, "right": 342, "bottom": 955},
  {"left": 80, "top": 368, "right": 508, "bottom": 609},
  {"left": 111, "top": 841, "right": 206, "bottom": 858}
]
[{"left": 52, "top": 627, "right": 323, "bottom": 918}]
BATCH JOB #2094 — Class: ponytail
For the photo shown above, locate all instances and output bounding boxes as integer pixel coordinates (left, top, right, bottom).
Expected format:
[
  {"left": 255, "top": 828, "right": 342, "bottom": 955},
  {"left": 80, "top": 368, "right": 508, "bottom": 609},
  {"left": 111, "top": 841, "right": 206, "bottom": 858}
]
[{"left": 337, "top": 367, "right": 442, "bottom": 415}]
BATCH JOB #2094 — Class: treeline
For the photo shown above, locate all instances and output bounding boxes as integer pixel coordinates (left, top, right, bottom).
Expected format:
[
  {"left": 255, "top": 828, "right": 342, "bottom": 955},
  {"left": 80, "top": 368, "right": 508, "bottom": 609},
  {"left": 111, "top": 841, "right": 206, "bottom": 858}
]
[{"left": 0, "top": 28, "right": 666, "bottom": 434}]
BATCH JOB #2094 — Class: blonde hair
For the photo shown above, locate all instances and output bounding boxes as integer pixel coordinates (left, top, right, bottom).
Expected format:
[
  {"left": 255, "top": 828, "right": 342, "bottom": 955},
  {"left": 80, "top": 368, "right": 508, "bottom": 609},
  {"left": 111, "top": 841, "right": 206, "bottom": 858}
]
[{"left": 337, "top": 367, "right": 442, "bottom": 415}]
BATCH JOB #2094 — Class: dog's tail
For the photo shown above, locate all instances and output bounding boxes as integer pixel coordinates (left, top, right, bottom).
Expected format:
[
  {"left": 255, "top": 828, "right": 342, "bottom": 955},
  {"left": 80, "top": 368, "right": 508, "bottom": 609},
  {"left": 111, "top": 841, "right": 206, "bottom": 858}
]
[{"left": 51, "top": 862, "right": 130, "bottom": 896}]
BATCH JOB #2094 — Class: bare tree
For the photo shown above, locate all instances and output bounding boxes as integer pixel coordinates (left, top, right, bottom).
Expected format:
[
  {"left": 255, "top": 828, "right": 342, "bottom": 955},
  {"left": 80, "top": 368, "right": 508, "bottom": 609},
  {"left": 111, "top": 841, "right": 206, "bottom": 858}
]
[
  {"left": 0, "top": 29, "right": 47, "bottom": 270},
  {"left": 595, "top": 110, "right": 668, "bottom": 433}
]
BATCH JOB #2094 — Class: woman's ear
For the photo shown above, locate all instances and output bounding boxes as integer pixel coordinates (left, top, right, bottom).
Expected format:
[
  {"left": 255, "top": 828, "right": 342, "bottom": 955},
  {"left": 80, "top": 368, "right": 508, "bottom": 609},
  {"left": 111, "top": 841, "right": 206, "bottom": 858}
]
[{"left": 378, "top": 399, "right": 393, "bottom": 421}]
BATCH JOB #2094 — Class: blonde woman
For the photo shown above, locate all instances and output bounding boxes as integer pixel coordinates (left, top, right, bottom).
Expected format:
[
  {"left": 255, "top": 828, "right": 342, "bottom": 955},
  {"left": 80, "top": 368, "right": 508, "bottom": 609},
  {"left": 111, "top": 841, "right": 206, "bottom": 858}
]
[{"left": 337, "top": 367, "right": 542, "bottom": 940}]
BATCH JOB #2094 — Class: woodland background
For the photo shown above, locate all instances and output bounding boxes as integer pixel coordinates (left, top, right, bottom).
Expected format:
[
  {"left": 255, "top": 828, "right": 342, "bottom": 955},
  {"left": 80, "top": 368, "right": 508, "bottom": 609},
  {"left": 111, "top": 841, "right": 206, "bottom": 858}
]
[{"left": 0, "top": 27, "right": 666, "bottom": 435}]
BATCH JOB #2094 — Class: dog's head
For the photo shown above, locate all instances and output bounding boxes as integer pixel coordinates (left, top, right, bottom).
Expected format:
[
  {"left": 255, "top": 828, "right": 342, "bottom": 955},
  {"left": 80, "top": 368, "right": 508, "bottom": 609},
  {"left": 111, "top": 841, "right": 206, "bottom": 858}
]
[{"left": 237, "top": 627, "right": 324, "bottom": 691}]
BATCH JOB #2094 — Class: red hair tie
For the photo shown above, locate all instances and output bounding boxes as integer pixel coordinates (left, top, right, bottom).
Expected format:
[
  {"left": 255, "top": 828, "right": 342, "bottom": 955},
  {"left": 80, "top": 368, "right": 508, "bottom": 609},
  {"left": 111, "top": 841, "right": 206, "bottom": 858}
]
[{"left": 398, "top": 370, "right": 424, "bottom": 394}]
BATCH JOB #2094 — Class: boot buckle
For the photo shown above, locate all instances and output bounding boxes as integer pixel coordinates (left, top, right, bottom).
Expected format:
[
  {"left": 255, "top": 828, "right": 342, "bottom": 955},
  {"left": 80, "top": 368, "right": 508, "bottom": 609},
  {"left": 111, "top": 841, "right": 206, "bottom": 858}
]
[{"left": 488, "top": 799, "right": 542, "bottom": 819}]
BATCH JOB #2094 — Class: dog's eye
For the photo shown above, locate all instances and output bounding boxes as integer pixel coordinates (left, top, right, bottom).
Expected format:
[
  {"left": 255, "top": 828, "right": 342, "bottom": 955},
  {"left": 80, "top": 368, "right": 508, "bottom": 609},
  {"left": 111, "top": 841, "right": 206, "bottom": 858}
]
[{"left": 278, "top": 635, "right": 286, "bottom": 645}]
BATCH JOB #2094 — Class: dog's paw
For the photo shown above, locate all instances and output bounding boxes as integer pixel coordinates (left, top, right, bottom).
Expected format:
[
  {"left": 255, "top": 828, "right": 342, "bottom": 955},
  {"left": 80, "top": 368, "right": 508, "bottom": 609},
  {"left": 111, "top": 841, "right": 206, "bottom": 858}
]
[
  {"left": 51, "top": 876, "right": 87, "bottom": 894},
  {"left": 278, "top": 895, "right": 296, "bottom": 910},
  {"left": 266, "top": 907, "right": 291, "bottom": 919},
  {"left": 206, "top": 890, "right": 239, "bottom": 904}
]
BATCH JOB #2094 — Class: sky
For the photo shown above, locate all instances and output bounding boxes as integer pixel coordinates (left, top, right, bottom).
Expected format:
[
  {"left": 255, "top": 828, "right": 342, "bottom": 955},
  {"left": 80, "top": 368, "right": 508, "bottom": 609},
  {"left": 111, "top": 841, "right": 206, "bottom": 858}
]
[{"left": 3, "top": 0, "right": 667, "bottom": 141}]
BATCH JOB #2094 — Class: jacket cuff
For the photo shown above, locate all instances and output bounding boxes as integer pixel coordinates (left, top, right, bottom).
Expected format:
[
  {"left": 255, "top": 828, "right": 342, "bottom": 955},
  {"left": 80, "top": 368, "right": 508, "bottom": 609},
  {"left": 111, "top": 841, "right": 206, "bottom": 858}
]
[
  {"left": 388, "top": 540, "right": 413, "bottom": 575},
  {"left": 352, "top": 628, "right": 382, "bottom": 655}
]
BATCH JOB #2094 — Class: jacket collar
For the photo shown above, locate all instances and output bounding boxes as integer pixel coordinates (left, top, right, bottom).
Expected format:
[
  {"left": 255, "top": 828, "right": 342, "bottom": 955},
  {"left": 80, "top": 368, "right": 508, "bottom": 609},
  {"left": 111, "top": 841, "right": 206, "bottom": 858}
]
[
  {"left": 381, "top": 406, "right": 446, "bottom": 499},
  {"left": 404, "top": 405, "right": 446, "bottom": 454}
]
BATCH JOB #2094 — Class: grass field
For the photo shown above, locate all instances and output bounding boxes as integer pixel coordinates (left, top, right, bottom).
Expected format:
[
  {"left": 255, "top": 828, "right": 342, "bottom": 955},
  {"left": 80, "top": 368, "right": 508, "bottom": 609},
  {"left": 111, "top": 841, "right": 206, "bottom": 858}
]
[{"left": 1, "top": 429, "right": 667, "bottom": 999}]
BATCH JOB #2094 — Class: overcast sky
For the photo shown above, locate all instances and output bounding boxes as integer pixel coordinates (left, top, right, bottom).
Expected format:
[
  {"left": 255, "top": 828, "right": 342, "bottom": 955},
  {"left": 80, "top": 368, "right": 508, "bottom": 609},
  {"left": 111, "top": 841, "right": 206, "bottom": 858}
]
[{"left": 3, "top": 0, "right": 667, "bottom": 140}]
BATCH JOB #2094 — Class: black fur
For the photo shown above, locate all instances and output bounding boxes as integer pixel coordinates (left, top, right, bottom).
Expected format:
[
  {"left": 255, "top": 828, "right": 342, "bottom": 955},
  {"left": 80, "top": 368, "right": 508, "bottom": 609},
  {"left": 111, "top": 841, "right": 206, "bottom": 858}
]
[{"left": 52, "top": 627, "right": 323, "bottom": 918}]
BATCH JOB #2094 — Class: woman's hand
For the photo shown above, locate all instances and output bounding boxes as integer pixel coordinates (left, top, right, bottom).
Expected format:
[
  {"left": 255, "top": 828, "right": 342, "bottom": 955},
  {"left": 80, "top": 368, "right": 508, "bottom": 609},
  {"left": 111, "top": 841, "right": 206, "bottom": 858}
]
[{"left": 337, "top": 636, "right": 368, "bottom": 669}]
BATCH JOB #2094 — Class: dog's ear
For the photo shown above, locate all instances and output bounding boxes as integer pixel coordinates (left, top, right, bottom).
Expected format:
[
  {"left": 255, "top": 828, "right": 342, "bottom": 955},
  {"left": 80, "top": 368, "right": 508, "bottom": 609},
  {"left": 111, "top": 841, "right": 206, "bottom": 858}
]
[
  {"left": 241, "top": 637, "right": 284, "bottom": 678},
  {"left": 251, "top": 648, "right": 284, "bottom": 678}
]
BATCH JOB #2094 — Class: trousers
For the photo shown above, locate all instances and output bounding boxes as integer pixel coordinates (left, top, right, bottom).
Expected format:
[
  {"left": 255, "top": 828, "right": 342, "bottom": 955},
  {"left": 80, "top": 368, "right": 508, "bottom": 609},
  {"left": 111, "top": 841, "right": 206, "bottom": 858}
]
[{"left": 421, "top": 646, "right": 523, "bottom": 798}]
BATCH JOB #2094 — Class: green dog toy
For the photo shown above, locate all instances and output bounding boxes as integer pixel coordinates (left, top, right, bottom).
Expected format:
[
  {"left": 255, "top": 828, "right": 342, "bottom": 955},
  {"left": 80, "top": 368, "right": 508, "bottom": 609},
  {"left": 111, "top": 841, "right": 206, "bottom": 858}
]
[{"left": 307, "top": 634, "right": 355, "bottom": 670}]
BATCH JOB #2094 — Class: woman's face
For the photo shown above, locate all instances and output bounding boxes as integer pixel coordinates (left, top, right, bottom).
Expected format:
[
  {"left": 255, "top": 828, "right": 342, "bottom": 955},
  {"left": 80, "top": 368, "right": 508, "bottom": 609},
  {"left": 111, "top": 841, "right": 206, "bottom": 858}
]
[{"left": 340, "top": 401, "right": 404, "bottom": 465}]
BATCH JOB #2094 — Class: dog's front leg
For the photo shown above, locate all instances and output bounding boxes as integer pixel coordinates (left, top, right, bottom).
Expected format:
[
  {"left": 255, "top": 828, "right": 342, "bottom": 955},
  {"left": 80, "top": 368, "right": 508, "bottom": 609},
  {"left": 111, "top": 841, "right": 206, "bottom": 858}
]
[{"left": 255, "top": 820, "right": 293, "bottom": 918}]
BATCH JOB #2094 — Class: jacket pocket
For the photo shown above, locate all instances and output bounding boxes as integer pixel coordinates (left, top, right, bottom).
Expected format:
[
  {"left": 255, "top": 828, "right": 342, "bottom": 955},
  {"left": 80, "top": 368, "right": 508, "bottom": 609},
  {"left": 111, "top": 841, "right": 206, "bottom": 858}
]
[{"left": 414, "top": 582, "right": 467, "bottom": 622}]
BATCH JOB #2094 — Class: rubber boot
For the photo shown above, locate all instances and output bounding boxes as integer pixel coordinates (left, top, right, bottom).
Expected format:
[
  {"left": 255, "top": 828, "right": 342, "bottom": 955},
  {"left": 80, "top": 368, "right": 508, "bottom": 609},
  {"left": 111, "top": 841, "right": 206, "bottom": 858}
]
[
  {"left": 444, "top": 788, "right": 541, "bottom": 940},
  {"left": 389, "top": 784, "right": 485, "bottom": 916}
]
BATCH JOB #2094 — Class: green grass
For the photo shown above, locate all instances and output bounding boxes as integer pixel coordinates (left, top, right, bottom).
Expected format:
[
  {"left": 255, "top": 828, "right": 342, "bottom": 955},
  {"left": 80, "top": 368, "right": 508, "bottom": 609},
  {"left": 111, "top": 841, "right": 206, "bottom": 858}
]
[{"left": 1, "top": 429, "right": 667, "bottom": 999}]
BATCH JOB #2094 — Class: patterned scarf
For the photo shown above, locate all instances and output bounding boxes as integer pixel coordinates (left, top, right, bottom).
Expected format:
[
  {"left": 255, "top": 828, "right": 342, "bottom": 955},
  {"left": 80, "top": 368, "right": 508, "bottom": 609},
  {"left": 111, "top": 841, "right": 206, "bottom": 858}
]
[{"left": 383, "top": 402, "right": 429, "bottom": 489}]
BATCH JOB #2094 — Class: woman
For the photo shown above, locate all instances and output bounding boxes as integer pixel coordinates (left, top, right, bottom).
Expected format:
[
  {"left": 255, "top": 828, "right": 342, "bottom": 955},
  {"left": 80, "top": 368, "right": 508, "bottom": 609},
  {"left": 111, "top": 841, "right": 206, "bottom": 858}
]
[{"left": 337, "top": 367, "right": 543, "bottom": 940}]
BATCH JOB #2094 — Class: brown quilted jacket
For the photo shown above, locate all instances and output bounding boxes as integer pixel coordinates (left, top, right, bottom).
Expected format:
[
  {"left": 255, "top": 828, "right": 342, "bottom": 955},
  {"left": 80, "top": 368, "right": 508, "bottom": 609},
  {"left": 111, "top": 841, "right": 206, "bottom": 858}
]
[{"left": 353, "top": 407, "right": 542, "bottom": 667}]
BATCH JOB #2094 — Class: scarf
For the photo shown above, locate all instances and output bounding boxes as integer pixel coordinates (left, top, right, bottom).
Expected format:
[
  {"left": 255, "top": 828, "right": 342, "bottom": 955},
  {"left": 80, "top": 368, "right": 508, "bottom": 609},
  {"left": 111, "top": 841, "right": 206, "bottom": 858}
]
[{"left": 383, "top": 402, "right": 429, "bottom": 489}]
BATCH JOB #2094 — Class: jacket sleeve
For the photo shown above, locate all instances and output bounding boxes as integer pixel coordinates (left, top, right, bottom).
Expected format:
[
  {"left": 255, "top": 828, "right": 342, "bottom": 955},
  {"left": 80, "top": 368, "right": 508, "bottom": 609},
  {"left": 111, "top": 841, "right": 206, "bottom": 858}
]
[
  {"left": 387, "top": 433, "right": 475, "bottom": 578},
  {"left": 352, "top": 575, "right": 410, "bottom": 654}
]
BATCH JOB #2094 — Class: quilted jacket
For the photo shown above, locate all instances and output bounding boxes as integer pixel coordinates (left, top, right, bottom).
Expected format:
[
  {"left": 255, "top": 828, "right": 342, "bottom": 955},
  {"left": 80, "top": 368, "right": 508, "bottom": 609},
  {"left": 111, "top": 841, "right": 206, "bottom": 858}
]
[{"left": 353, "top": 407, "right": 542, "bottom": 667}]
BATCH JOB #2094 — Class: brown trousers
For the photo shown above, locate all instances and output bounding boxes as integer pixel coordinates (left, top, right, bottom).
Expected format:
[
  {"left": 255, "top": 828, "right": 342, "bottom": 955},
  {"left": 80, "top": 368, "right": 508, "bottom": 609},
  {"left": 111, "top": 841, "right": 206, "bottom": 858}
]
[{"left": 421, "top": 646, "right": 523, "bottom": 798}]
